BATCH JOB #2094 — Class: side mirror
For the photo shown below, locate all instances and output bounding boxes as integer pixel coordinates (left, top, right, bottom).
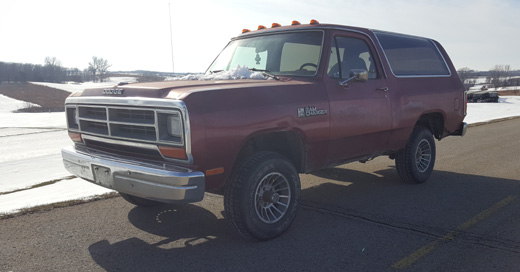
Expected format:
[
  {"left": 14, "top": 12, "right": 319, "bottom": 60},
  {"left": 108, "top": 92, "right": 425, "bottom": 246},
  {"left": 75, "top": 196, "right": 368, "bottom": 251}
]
[{"left": 339, "top": 69, "right": 368, "bottom": 86}]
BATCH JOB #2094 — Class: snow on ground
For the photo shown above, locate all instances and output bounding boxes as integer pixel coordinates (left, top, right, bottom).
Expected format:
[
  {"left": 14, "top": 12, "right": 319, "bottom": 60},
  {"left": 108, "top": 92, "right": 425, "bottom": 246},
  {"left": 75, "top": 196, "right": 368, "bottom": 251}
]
[
  {"left": 0, "top": 94, "right": 39, "bottom": 113},
  {"left": 1, "top": 94, "right": 115, "bottom": 214},
  {"left": 0, "top": 178, "right": 113, "bottom": 214},
  {"left": 496, "top": 86, "right": 520, "bottom": 92},
  {"left": 0, "top": 111, "right": 65, "bottom": 129},
  {"left": 31, "top": 76, "right": 137, "bottom": 93},
  {"left": 1, "top": 95, "right": 520, "bottom": 215},
  {"left": 0, "top": 124, "right": 114, "bottom": 214},
  {"left": 465, "top": 96, "right": 520, "bottom": 124}
]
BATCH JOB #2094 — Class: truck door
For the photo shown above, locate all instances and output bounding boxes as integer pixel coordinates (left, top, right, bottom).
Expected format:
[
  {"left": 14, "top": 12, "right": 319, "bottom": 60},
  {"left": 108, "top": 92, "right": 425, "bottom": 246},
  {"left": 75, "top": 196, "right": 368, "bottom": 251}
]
[{"left": 324, "top": 32, "right": 393, "bottom": 165}]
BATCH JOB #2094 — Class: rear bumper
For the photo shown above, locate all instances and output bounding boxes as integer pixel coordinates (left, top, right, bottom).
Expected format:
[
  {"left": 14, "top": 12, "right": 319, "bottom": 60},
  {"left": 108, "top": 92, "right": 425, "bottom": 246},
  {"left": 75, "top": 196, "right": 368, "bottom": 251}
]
[
  {"left": 452, "top": 122, "right": 468, "bottom": 137},
  {"left": 62, "top": 145, "right": 205, "bottom": 203}
]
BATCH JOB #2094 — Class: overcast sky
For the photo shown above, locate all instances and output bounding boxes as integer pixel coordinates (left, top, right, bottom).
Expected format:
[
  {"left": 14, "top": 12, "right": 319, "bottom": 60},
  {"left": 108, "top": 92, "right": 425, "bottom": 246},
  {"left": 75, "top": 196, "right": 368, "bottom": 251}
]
[{"left": 1, "top": 0, "right": 519, "bottom": 73}]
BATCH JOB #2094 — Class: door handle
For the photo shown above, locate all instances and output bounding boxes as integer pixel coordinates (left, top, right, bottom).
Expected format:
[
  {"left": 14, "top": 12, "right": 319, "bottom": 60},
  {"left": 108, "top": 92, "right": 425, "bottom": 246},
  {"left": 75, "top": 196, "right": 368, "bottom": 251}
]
[{"left": 376, "top": 87, "right": 389, "bottom": 92}]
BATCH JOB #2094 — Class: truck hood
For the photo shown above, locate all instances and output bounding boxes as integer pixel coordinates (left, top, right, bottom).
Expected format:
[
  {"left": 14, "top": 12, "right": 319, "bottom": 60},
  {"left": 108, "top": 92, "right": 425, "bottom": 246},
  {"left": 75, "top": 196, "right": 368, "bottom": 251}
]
[{"left": 74, "top": 79, "right": 315, "bottom": 100}]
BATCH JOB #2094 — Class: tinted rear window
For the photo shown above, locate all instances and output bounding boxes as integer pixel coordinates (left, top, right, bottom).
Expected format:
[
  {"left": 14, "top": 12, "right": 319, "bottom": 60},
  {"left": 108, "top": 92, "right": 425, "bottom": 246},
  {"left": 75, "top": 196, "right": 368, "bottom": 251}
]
[{"left": 375, "top": 31, "right": 450, "bottom": 77}]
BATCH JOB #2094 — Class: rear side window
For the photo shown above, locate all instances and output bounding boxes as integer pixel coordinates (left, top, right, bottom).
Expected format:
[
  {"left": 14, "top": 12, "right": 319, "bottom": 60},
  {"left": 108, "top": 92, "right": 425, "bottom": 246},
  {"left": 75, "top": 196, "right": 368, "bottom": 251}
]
[{"left": 375, "top": 31, "right": 450, "bottom": 77}]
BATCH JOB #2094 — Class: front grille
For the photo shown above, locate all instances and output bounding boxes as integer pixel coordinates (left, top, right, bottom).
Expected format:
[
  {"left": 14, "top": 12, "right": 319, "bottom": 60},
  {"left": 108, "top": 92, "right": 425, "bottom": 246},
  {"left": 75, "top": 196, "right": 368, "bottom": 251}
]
[
  {"left": 81, "top": 107, "right": 107, "bottom": 120},
  {"left": 80, "top": 120, "right": 109, "bottom": 135},
  {"left": 112, "top": 124, "right": 156, "bottom": 141},
  {"left": 66, "top": 105, "right": 184, "bottom": 146},
  {"left": 84, "top": 138, "right": 164, "bottom": 161},
  {"left": 109, "top": 108, "right": 155, "bottom": 124}
]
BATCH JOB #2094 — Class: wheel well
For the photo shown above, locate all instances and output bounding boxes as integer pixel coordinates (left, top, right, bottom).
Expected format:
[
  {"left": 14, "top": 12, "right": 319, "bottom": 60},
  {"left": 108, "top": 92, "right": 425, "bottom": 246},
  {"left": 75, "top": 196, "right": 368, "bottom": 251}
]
[
  {"left": 234, "top": 132, "right": 305, "bottom": 173},
  {"left": 416, "top": 113, "right": 444, "bottom": 140}
]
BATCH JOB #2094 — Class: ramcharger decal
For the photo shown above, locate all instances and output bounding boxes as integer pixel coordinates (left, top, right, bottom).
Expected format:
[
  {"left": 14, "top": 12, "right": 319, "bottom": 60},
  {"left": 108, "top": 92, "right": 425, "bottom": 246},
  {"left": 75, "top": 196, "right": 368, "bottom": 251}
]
[{"left": 298, "top": 107, "right": 328, "bottom": 118}]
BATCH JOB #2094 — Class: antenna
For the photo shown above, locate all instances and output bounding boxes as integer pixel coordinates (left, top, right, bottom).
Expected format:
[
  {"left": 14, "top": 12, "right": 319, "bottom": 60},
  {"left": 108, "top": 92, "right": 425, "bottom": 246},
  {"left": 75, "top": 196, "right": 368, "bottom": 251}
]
[{"left": 169, "top": 2, "right": 175, "bottom": 74}]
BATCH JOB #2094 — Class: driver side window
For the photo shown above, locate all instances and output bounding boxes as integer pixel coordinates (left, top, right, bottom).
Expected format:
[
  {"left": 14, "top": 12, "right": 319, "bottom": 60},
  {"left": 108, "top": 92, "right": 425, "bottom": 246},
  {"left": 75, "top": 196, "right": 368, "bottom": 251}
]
[{"left": 328, "top": 36, "right": 377, "bottom": 79}]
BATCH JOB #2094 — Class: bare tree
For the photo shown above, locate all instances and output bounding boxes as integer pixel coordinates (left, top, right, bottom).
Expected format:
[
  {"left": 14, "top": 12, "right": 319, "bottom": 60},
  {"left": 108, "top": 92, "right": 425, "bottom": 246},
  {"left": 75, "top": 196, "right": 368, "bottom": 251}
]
[
  {"left": 44, "top": 56, "right": 62, "bottom": 67},
  {"left": 457, "top": 67, "right": 473, "bottom": 84},
  {"left": 43, "top": 56, "right": 65, "bottom": 83},
  {"left": 489, "top": 65, "right": 511, "bottom": 87},
  {"left": 88, "top": 56, "right": 111, "bottom": 82},
  {"left": 87, "top": 62, "right": 97, "bottom": 82},
  {"left": 503, "top": 65, "right": 511, "bottom": 86}
]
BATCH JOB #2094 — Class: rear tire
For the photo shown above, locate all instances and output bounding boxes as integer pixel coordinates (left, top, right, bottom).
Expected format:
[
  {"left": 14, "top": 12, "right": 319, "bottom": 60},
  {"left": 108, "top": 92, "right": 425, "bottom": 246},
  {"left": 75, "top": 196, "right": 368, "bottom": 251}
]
[
  {"left": 224, "top": 152, "right": 301, "bottom": 240},
  {"left": 120, "top": 193, "right": 162, "bottom": 207},
  {"left": 395, "top": 126, "right": 436, "bottom": 184}
]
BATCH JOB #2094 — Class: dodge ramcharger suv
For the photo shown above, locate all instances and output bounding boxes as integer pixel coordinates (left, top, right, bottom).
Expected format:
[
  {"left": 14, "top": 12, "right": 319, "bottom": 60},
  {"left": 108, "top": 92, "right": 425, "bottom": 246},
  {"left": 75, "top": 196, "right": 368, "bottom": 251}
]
[{"left": 62, "top": 20, "right": 467, "bottom": 240}]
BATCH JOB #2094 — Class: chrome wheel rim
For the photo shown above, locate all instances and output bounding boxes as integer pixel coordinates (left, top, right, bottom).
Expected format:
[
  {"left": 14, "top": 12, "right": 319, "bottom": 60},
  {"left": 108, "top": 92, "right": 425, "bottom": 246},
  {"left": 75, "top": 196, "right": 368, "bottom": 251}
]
[
  {"left": 254, "top": 172, "right": 291, "bottom": 224},
  {"left": 415, "top": 139, "right": 432, "bottom": 173}
]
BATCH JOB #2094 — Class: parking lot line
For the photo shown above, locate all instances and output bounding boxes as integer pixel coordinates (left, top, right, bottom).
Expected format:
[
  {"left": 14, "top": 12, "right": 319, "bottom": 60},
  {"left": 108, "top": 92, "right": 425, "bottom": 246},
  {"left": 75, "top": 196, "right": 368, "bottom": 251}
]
[{"left": 392, "top": 195, "right": 517, "bottom": 270}]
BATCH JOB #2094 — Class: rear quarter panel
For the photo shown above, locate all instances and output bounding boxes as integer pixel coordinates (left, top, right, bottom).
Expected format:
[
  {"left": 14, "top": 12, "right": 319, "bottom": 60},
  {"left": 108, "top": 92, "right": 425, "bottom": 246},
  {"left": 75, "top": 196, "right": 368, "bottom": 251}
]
[
  {"left": 382, "top": 40, "right": 466, "bottom": 150},
  {"left": 387, "top": 76, "right": 466, "bottom": 148}
]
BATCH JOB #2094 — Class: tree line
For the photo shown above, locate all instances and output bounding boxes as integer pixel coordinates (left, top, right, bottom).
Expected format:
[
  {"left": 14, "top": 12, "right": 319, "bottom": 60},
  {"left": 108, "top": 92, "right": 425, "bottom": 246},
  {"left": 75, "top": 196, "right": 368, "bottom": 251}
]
[
  {"left": 0, "top": 56, "right": 110, "bottom": 84},
  {"left": 458, "top": 65, "right": 520, "bottom": 88}
]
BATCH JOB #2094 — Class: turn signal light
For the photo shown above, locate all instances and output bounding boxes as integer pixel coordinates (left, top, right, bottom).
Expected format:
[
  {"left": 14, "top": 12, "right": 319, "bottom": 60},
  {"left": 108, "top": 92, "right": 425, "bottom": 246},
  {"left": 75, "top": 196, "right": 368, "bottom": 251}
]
[
  {"left": 258, "top": 25, "right": 267, "bottom": 30},
  {"left": 310, "top": 19, "right": 320, "bottom": 25},
  {"left": 68, "top": 132, "right": 82, "bottom": 143},
  {"left": 291, "top": 20, "right": 301, "bottom": 25},
  {"left": 272, "top": 23, "right": 281, "bottom": 28},
  {"left": 242, "top": 29, "right": 251, "bottom": 34},
  {"left": 159, "top": 146, "right": 188, "bottom": 160},
  {"left": 205, "top": 167, "right": 225, "bottom": 176}
]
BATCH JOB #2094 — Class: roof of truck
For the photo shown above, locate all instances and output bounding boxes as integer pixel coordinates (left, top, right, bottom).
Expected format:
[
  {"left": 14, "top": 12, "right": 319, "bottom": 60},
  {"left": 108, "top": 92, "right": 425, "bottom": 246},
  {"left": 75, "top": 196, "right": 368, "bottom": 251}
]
[{"left": 237, "top": 20, "right": 433, "bottom": 42}]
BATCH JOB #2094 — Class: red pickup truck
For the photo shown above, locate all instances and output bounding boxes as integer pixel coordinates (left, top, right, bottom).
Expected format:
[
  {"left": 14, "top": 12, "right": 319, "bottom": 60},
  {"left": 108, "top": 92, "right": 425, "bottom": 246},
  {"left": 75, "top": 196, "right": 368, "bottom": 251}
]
[{"left": 62, "top": 20, "right": 467, "bottom": 240}]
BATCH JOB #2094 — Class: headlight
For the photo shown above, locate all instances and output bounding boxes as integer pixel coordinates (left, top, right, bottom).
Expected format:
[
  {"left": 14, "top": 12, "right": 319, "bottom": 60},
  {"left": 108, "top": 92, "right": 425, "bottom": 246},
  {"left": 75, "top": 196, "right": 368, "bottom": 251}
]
[
  {"left": 66, "top": 106, "right": 79, "bottom": 130},
  {"left": 167, "top": 114, "right": 183, "bottom": 137},
  {"left": 157, "top": 111, "right": 184, "bottom": 145}
]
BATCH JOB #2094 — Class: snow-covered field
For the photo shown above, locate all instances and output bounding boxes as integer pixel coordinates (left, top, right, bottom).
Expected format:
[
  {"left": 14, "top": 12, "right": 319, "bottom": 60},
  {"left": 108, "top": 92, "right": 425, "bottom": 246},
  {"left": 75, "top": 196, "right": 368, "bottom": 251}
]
[
  {"left": 1, "top": 80, "right": 519, "bottom": 215},
  {"left": 465, "top": 96, "right": 520, "bottom": 124},
  {"left": 31, "top": 76, "right": 137, "bottom": 93}
]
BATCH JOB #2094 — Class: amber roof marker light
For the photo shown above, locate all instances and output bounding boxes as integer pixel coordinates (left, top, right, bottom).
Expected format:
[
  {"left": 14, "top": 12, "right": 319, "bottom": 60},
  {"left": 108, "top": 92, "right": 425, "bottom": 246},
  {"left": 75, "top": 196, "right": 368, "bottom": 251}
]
[{"left": 242, "top": 19, "right": 320, "bottom": 34}]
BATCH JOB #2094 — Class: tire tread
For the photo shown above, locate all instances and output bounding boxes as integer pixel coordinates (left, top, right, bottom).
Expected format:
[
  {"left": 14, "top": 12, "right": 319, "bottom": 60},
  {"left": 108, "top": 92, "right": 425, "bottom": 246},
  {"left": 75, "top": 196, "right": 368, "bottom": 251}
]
[
  {"left": 395, "top": 126, "right": 435, "bottom": 184},
  {"left": 224, "top": 151, "right": 299, "bottom": 240}
]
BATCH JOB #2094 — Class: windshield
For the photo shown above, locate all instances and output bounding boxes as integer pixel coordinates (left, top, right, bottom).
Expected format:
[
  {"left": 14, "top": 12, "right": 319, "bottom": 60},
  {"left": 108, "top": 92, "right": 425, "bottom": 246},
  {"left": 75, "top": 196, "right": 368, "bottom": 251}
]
[{"left": 207, "top": 31, "right": 323, "bottom": 77}]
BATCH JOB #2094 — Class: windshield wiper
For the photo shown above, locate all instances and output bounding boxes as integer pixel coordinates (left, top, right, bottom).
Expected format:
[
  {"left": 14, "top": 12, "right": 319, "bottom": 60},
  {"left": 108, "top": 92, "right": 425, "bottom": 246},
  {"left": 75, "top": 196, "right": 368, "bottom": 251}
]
[
  {"left": 249, "top": 68, "right": 280, "bottom": 80},
  {"left": 209, "top": 70, "right": 223, "bottom": 74}
]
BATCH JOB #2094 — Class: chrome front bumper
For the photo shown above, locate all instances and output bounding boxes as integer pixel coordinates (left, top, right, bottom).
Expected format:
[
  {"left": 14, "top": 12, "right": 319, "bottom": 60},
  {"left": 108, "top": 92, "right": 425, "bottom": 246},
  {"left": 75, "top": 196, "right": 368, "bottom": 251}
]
[{"left": 62, "top": 145, "right": 205, "bottom": 203}]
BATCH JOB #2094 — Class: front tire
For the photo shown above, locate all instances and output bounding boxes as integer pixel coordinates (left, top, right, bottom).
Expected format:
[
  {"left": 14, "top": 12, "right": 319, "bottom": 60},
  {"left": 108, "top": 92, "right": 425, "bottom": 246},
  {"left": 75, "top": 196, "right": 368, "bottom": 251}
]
[
  {"left": 224, "top": 152, "right": 301, "bottom": 240},
  {"left": 395, "top": 126, "right": 436, "bottom": 184}
]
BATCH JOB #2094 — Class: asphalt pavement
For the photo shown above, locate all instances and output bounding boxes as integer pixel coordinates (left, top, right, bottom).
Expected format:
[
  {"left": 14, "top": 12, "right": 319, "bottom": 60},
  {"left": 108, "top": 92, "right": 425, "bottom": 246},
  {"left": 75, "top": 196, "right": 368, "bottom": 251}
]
[{"left": 1, "top": 118, "right": 520, "bottom": 272}]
